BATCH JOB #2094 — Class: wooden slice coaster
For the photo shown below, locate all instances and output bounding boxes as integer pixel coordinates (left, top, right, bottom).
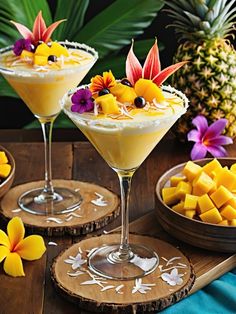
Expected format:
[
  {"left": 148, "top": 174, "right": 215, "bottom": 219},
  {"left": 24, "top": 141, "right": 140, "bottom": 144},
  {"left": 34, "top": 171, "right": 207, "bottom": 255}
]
[
  {"left": 51, "top": 233, "right": 195, "bottom": 313},
  {"left": 0, "top": 180, "right": 120, "bottom": 236}
]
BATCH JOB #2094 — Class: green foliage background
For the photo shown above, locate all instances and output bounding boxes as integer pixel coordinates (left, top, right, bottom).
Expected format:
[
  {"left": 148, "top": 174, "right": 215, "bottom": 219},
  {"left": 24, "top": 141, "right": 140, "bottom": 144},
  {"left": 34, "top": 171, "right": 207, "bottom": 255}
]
[{"left": 0, "top": 0, "right": 164, "bottom": 127}]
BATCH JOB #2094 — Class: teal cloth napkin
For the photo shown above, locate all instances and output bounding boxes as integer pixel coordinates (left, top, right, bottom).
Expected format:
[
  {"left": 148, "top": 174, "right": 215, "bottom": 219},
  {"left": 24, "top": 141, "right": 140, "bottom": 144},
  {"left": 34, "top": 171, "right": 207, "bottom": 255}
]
[{"left": 161, "top": 268, "right": 236, "bottom": 314}]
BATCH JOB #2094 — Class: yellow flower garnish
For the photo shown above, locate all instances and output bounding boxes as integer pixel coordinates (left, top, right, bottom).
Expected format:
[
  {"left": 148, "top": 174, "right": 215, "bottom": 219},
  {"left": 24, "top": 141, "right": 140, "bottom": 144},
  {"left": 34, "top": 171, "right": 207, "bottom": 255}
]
[
  {"left": 0, "top": 217, "right": 46, "bottom": 277},
  {"left": 90, "top": 70, "right": 116, "bottom": 93}
]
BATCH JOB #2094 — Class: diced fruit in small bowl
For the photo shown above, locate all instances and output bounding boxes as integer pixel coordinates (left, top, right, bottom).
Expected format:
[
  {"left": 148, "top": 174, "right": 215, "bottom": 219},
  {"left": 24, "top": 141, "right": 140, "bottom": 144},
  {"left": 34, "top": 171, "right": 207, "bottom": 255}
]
[
  {"left": 155, "top": 158, "right": 236, "bottom": 253},
  {"left": 0, "top": 146, "right": 15, "bottom": 199}
]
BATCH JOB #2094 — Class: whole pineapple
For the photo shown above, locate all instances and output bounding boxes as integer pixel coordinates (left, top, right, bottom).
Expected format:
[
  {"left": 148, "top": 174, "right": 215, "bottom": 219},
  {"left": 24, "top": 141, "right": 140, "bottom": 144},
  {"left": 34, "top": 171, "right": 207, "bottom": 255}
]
[{"left": 166, "top": 0, "right": 236, "bottom": 141}]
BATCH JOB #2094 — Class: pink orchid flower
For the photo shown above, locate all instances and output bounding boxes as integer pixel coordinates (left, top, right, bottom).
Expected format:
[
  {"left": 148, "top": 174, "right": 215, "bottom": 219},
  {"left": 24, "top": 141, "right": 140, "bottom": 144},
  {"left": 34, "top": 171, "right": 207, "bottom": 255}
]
[
  {"left": 187, "top": 115, "right": 233, "bottom": 160},
  {"left": 11, "top": 11, "right": 65, "bottom": 44},
  {"left": 126, "top": 39, "right": 187, "bottom": 86}
]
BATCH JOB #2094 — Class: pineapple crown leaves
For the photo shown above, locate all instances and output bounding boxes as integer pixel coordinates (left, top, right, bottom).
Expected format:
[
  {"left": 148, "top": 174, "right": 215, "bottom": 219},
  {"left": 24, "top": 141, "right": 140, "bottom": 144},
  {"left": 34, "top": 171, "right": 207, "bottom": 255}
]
[
  {"left": 165, "top": 0, "right": 236, "bottom": 42},
  {"left": 10, "top": 11, "right": 66, "bottom": 44},
  {"left": 126, "top": 39, "right": 187, "bottom": 85}
]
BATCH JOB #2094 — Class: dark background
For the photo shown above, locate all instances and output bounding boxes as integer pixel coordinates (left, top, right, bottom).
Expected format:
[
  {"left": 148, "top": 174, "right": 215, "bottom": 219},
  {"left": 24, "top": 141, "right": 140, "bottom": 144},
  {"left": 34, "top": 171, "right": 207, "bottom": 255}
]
[{"left": 1, "top": 1, "right": 235, "bottom": 129}]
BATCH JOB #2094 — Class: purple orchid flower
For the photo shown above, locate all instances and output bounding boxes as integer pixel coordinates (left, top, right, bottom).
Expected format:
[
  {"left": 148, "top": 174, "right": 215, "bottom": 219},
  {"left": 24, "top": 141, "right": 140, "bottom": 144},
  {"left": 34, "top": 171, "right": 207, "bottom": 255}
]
[
  {"left": 13, "top": 38, "right": 32, "bottom": 56},
  {"left": 71, "top": 88, "right": 94, "bottom": 114},
  {"left": 187, "top": 115, "right": 233, "bottom": 160}
]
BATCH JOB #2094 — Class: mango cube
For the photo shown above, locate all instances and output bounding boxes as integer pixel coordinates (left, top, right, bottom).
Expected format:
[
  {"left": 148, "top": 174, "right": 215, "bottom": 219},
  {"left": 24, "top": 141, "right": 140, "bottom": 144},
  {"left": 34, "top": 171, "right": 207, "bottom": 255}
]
[
  {"left": 34, "top": 55, "right": 48, "bottom": 66},
  {"left": 184, "top": 210, "right": 196, "bottom": 219},
  {"left": 230, "top": 163, "right": 236, "bottom": 173},
  {"left": 50, "top": 42, "right": 69, "bottom": 57},
  {"left": 172, "top": 201, "right": 185, "bottom": 214},
  {"left": 200, "top": 208, "right": 222, "bottom": 224},
  {"left": 184, "top": 194, "right": 198, "bottom": 210},
  {"left": 20, "top": 50, "right": 34, "bottom": 60},
  {"left": 35, "top": 43, "right": 51, "bottom": 56},
  {"left": 175, "top": 181, "right": 192, "bottom": 199},
  {"left": 230, "top": 219, "right": 236, "bottom": 226},
  {"left": 198, "top": 194, "right": 215, "bottom": 214},
  {"left": 192, "top": 171, "right": 216, "bottom": 194},
  {"left": 0, "top": 164, "right": 11, "bottom": 178},
  {"left": 0, "top": 152, "right": 8, "bottom": 165},
  {"left": 220, "top": 205, "right": 236, "bottom": 220},
  {"left": 96, "top": 94, "right": 120, "bottom": 114},
  {"left": 170, "top": 176, "right": 186, "bottom": 187},
  {"left": 225, "top": 197, "right": 236, "bottom": 208},
  {"left": 202, "top": 158, "right": 222, "bottom": 177},
  {"left": 218, "top": 220, "right": 229, "bottom": 226},
  {"left": 110, "top": 83, "right": 137, "bottom": 104},
  {"left": 162, "top": 187, "right": 178, "bottom": 206},
  {"left": 183, "top": 161, "right": 202, "bottom": 182},
  {"left": 210, "top": 185, "right": 233, "bottom": 208},
  {"left": 214, "top": 167, "right": 236, "bottom": 191},
  {"left": 134, "top": 78, "right": 164, "bottom": 103}
]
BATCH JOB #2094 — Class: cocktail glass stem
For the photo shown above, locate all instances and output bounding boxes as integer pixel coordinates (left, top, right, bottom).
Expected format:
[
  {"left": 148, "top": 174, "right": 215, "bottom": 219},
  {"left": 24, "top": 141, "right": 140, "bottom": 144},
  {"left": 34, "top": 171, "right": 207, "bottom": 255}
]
[
  {"left": 41, "top": 117, "right": 56, "bottom": 199},
  {"left": 112, "top": 169, "right": 135, "bottom": 261}
]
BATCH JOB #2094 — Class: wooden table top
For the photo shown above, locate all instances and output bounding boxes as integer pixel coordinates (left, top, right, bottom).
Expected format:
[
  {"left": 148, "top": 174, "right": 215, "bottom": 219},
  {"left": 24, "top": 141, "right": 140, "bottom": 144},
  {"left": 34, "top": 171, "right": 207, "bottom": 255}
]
[{"left": 0, "top": 129, "right": 235, "bottom": 314}]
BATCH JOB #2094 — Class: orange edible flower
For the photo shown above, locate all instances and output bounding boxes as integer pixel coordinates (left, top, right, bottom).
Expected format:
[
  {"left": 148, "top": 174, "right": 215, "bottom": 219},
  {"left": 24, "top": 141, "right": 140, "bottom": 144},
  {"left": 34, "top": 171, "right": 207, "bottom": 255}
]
[
  {"left": 0, "top": 217, "right": 46, "bottom": 277},
  {"left": 90, "top": 70, "right": 116, "bottom": 93}
]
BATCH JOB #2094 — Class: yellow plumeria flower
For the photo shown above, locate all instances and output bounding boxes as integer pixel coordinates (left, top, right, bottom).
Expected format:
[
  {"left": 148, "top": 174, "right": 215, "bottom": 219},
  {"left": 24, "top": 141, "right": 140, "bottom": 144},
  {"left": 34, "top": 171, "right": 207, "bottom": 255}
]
[{"left": 0, "top": 217, "right": 46, "bottom": 277}]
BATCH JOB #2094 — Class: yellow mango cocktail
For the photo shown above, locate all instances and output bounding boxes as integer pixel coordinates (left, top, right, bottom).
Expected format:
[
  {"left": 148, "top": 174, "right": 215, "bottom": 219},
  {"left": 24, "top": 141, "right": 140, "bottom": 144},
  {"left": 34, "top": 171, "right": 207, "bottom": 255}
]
[
  {"left": 0, "top": 12, "right": 98, "bottom": 215},
  {"left": 61, "top": 54, "right": 188, "bottom": 280},
  {"left": 0, "top": 43, "right": 96, "bottom": 119},
  {"left": 63, "top": 86, "right": 187, "bottom": 170}
]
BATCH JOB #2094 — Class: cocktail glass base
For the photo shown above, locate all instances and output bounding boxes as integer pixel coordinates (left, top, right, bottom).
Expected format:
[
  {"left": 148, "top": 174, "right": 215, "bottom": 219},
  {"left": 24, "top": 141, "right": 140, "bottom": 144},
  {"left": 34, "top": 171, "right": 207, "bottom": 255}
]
[
  {"left": 88, "top": 243, "right": 159, "bottom": 280},
  {"left": 18, "top": 187, "right": 82, "bottom": 215}
]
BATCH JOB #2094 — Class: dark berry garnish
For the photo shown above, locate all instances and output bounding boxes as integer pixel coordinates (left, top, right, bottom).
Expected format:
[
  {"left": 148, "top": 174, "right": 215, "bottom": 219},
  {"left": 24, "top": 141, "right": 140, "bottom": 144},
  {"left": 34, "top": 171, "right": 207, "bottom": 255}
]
[
  {"left": 30, "top": 44, "right": 36, "bottom": 52},
  {"left": 48, "top": 55, "right": 57, "bottom": 62},
  {"left": 98, "top": 88, "right": 110, "bottom": 96},
  {"left": 134, "top": 96, "right": 146, "bottom": 108},
  {"left": 121, "top": 78, "right": 132, "bottom": 87}
]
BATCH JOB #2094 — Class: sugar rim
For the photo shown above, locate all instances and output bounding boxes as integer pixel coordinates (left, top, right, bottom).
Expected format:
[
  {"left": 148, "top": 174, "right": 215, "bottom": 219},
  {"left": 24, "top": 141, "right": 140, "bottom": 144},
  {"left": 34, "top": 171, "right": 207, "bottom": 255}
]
[
  {"left": 0, "top": 40, "right": 98, "bottom": 78},
  {"left": 61, "top": 84, "right": 189, "bottom": 129}
]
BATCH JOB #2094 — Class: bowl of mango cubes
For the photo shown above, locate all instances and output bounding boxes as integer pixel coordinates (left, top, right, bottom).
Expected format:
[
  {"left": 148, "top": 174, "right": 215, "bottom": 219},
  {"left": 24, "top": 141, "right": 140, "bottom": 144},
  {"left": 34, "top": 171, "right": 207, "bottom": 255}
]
[
  {"left": 0, "top": 146, "right": 15, "bottom": 199},
  {"left": 155, "top": 158, "right": 236, "bottom": 253}
]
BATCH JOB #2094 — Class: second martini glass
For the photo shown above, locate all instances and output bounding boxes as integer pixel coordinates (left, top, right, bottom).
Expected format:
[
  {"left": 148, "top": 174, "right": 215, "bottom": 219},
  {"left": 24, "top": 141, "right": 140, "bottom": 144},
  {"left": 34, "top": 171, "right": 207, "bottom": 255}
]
[
  {"left": 62, "top": 83, "right": 188, "bottom": 280},
  {"left": 0, "top": 41, "right": 98, "bottom": 215}
]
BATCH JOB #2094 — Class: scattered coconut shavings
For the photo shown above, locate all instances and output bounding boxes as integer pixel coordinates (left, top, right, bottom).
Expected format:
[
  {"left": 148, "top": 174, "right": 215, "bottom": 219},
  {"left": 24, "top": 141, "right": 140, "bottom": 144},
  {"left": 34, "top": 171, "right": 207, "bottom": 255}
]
[
  {"left": 130, "top": 254, "right": 157, "bottom": 272},
  {"left": 68, "top": 212, "right": 83, "bottom": 218},
  {"left": 115, "top": 284, "right": 124, "bottom": 294},
  {"left": 65, "top": 216, "right": 73, "bottom": 222},
  {"left": 64, "top": 252, "right": 86, "bottom": 270},
  {"left": 86, "top": 247, "right": 98, "bottom": 258},
  {"left": 178, "top": 262, "right": 187, "bottom": 267},
  {"left": 161, "top": 265, "right": 186, "bottom": 273},
  {"left": 11, "top": 208, "right": 22, "bottom": 213},
  {"left": 78, "top": 247, "right": 83, "bottom": 254},
  {"left": 48, "top": 241, "right": 58, "bottom": 246},
  {"left": 67, "top": 270, "right": 84, "bottom": 277},
  {"left": 74, "top": 188, "right": 80, "bottom": 192},
  {"left": 101, "top": 285, "right": 115, "bottom": 292},
  {"left": 166, "top": 256, "right": 182, "bottom": 266},
  {"left": 161, "top": 268, "right": 184, "bottom": 286},
  {"left": 91, "top": 192, "right": 107, "bottom": 207},
  {"left": 103, "top": 230, "right": 109, "bottom": 234},
  {"left": 120, "top": 106, "right": 134, "bottom": 119},
  {"left": 94, "top": 103, "right": 98, "bottom": 116},
  {"left": 81, "top": 271, "right": 108, "bottom": 288},
  {"left": 161, "top": 257, "right": 168, "bottom": 262},
  {"left": 46, "top": 217, "right": 63, "bottom": 224},
  {"left": 132, "top": 278, "right": 156, "bottom": 294}
]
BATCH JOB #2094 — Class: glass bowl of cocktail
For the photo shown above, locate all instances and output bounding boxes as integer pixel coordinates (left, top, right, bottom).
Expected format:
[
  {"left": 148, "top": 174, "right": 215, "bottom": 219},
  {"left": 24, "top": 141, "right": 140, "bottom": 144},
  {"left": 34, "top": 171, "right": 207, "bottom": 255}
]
[
  {"left": 0, "top": 12, "right": 98, "bottom": 215},
  {"left": 61, "top": 40, "right": 189, "bottom": 280}
]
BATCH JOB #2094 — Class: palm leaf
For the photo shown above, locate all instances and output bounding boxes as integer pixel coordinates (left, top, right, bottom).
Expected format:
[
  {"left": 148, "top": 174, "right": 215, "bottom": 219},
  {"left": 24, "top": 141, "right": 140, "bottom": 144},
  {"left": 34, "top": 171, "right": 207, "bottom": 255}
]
[
  {"left": 0, "top": 0, "right": 52, "bottom": 48},
  {"left": 0, "top": 76, "right": 18, "bottom": 98},
  {"left": 53, "top": 0, "right": 89, "bottom": 40},
  {"left": 74, "top": 0, "right": 164, "bottom": 58}
]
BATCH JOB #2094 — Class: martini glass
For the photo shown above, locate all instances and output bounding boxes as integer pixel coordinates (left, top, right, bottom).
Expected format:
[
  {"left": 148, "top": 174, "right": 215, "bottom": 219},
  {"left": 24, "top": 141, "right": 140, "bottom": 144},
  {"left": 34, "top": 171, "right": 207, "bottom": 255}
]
[
  {"left": 0, "top": 42, "right": 98, "bottom": 215},
  {"left": 66, "top": 85, "right": 188, "bottom": 280}
]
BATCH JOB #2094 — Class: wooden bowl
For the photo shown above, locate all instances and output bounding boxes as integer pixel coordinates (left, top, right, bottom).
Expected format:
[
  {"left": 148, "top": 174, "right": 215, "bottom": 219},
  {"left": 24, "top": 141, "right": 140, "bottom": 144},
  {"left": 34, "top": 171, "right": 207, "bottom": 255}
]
[
  {"left": 155, "top": 158, "right": 236, "bottom": 253},
  {"left": 0, "top": 145, "right": 15, "bottom": 199}
]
